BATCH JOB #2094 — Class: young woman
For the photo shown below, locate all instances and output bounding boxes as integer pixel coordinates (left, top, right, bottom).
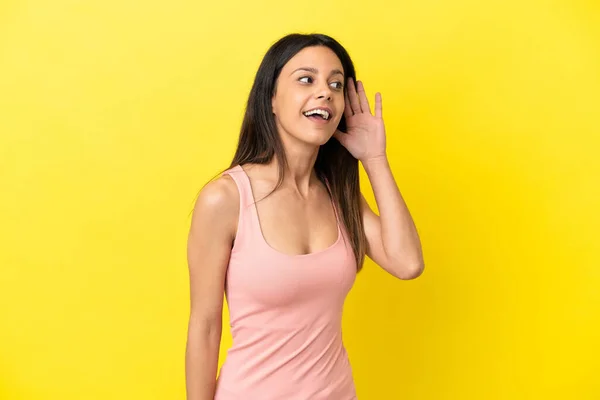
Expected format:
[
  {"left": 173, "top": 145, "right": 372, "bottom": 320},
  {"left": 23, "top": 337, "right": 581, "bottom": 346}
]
[{"left": 185, "top": 33, "right": 424, "bottom": 400}]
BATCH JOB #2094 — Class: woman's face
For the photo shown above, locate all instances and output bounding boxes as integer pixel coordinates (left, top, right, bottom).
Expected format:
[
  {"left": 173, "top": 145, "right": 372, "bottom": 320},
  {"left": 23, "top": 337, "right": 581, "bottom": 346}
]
[{"left": 271, "top": 45, "right": 346, "bottom": 147}]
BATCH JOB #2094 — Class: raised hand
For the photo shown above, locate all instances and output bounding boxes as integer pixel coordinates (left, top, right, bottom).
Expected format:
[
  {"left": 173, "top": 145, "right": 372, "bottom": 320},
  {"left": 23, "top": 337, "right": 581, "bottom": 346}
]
[{"left": 333, "top": 78, "right": 387, "bottom": 162}]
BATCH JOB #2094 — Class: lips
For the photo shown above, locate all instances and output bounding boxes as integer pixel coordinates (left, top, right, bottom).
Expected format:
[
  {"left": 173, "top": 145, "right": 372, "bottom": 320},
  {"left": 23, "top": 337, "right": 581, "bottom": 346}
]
[{"left": 302, "top": 106, "right": 333, "bottom": 121}]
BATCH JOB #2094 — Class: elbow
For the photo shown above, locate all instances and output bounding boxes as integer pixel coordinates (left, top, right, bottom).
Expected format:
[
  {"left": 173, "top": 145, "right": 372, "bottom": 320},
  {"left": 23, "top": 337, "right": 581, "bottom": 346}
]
[
  {"left": 188, "top": 312, "right": 223, "bottom": 338},
  {"left": 398, "top": 265, "right": 424, "bottom": 280},
  {"left": 392, "top": 259, "right": 424, "bottom": 280}
]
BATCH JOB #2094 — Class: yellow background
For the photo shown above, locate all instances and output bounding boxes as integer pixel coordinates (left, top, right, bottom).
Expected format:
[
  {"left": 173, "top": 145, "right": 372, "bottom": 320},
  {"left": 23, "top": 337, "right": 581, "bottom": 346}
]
[{"left": 1, "top": 0, "right": 599, "bottom": 398}]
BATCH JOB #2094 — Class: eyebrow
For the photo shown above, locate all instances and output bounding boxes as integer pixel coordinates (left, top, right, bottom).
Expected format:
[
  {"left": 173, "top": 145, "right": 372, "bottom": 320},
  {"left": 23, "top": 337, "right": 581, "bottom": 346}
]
[{"left": 290, "top": 67, "right": 344, "bottom": 78}]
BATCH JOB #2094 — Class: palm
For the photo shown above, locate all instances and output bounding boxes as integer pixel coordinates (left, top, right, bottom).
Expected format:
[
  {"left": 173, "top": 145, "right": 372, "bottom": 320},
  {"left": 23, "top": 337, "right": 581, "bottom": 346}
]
[{"left": 333, "top": 79, "right": 386, "bottom": 161}]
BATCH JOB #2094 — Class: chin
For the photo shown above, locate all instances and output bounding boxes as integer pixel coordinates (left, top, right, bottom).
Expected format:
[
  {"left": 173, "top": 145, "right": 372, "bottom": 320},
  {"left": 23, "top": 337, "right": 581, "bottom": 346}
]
[
  {"left": 303, "top": 123, "right": 338, "bottom": 143},
  {"left": 280, "top": 119, "right": 337, "bottom": 146},
  {"left": 300, "top": 130, "right": 335, "bottom": 146}
]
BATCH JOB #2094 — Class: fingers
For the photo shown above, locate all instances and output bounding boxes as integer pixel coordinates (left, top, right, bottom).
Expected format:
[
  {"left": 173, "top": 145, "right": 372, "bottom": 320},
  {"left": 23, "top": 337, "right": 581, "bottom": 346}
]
[
  {"left": 347, "top": 77, "right": 362, "bottom": 114},
  {"left": 374, "top": 92, "right": 382, "bottom": 118},
  {"left": 346, "top": 78, "right": 381, "bottom": 118},
  {"left": 344, "top": 90, "right": 353, "bottom": 119},
  {"left": 356, "top": 81, "right": 371, "bottom": 115}
]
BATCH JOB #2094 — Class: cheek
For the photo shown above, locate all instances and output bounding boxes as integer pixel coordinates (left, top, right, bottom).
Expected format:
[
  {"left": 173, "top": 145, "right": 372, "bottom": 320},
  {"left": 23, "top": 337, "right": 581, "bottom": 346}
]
[
  {"left": 279, "top": 94, "right": 307, "bottom": 119},
  {"left": 274, "top": 100, "right": 302, "bottom": 133}
]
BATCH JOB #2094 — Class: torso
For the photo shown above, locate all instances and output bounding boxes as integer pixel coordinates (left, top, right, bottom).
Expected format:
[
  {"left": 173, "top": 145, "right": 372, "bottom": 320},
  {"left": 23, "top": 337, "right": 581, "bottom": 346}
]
[{"left": 214, "top": 164, "right": 358, "bottom": 399}]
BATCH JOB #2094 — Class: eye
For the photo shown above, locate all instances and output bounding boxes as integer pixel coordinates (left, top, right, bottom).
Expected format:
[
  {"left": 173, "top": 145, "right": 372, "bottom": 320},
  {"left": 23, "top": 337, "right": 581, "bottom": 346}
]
[
  {"left": 299, "top": 76, "right": 313, "bottom": 84},
  {"left": 330, "top": 81, "right": 343, "bottom": 90}
]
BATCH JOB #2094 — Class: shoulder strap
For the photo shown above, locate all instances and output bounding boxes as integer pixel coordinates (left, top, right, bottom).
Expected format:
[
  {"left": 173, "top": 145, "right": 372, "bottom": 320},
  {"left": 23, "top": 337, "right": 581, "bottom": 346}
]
[
  {"left": 222, "top": 164, "right": 256, "bottom": 217},
  {"left": 222, "top": 165, "right": 248, "bottom": 205}
]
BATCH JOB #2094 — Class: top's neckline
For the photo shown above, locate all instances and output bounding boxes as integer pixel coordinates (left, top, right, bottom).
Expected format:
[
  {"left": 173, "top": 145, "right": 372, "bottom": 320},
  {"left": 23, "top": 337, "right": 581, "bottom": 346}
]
[{"left": 236, "top": 164, "right": 342, "bottom": 258}]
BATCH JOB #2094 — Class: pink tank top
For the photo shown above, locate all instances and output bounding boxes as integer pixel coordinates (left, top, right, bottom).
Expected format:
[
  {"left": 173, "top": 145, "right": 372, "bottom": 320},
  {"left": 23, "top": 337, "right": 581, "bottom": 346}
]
[{"left": 214, "top": 165, "right": 358, "bottom": 400}]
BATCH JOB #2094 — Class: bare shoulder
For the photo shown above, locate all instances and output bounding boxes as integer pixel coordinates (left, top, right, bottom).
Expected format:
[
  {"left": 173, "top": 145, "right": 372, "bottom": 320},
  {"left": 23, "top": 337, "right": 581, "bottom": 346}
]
[
  {"left": 194, "top": 174, "right": 238, "bottom": 211},
  {"left": 190, "top": 174, "right": 239, "bottom": 241}
]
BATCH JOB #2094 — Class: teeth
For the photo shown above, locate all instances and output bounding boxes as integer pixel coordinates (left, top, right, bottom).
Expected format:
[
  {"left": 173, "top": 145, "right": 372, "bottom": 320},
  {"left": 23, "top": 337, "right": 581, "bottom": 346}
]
[{"left": 303, "top": 109, "right": 330, "bottom": 120}]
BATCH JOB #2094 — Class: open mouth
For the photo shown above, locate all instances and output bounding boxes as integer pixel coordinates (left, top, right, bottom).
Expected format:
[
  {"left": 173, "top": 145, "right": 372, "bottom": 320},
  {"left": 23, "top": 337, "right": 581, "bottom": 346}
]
[{"left": 303, "top": 108, "right": 331, "bottom": 121}]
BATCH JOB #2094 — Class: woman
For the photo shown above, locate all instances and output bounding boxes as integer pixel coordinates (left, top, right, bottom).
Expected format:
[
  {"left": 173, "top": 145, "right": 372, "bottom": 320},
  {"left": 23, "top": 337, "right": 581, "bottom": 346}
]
[{"left": 185, "top": 33, "right": 424, "bottom": 400}]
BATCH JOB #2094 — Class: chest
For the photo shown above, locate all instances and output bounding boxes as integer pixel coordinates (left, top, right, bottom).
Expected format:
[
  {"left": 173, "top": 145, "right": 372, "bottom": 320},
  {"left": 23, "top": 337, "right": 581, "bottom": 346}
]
[{"left": 250, "top": 184, "right": 341, "bottom": 257}]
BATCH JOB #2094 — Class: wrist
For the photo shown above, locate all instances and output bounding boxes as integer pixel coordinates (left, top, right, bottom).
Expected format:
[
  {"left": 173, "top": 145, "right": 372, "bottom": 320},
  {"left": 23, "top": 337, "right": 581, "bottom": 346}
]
[{"left": 361, "top": 154, "right": 389, "bottom": 170}]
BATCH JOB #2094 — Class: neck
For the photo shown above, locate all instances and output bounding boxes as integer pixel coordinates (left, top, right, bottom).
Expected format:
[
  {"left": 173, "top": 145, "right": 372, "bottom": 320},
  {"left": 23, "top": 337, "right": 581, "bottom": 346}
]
[{"left": 266, "top": 144, "right": 321, "bottom": 197}]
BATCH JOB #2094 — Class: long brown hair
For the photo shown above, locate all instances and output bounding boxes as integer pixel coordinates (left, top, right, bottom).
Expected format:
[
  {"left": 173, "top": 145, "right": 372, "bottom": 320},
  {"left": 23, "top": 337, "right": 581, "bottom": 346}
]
[{"left": 202, "top": 33, "right": 366, "bottom": 271}]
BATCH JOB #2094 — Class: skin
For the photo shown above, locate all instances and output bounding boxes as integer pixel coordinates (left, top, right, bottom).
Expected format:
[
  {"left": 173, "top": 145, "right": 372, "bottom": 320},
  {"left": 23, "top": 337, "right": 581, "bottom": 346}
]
[{"left": 185, "top": 45, "right": 424, "bottom": 400}]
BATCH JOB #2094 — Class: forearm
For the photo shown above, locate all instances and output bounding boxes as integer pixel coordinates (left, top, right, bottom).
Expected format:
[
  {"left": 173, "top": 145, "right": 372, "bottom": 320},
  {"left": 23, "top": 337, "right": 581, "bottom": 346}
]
[
  {"left": 185, "top": 317, "right": 222, "bottom": 400},
  {"left": 362, "top": 154, "right": 424, "bottom": 273}
]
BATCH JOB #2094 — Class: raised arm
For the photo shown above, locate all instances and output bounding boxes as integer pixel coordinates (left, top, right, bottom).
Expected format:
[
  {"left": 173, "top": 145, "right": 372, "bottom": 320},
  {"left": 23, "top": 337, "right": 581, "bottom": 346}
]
[
  {"left": 333, "top": 78, "right": 424, "bottom": 279},
  {"left": 360, "top": 158, "right": 424, "bottom": 280}
]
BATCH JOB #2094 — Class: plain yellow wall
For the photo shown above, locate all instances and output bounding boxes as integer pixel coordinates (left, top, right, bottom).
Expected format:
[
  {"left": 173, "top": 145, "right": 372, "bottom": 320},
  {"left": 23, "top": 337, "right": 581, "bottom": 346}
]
[{"left": 1, "top": 0, "right": 599, "bottom": 399}]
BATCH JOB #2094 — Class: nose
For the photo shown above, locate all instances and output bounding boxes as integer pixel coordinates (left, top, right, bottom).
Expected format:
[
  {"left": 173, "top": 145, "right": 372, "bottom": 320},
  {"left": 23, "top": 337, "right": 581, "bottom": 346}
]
[{"left": 316, "top": 81, "right": 332, "bottom": 101}]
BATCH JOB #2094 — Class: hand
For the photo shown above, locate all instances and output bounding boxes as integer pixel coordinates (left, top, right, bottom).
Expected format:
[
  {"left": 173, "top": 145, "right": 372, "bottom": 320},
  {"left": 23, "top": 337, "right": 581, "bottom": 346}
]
[{"left": 333, "top": 78, "right": 387, "bottom": 162}]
